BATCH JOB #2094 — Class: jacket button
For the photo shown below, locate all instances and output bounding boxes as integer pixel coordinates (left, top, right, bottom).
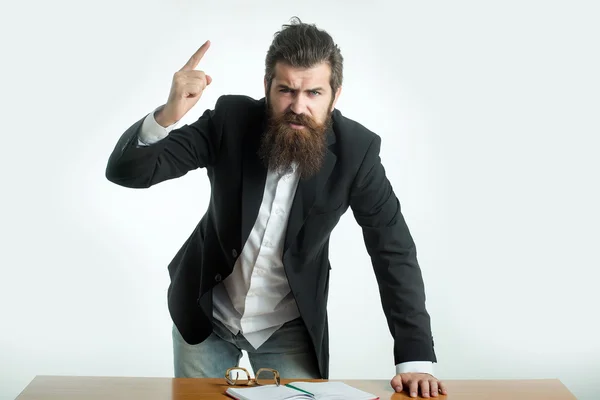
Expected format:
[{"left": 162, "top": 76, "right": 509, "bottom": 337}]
[
  {"left": 232, "top": 249, "right": 238, "bottom": 257},
  {"left": 215, "top": 274, "right": 222, "bottom": 282}
]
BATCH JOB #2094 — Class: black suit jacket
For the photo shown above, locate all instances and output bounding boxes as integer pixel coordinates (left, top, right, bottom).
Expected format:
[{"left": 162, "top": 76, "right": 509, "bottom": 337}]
[{"left": 105, "top": 95, "right": 436, "bottom": 378}]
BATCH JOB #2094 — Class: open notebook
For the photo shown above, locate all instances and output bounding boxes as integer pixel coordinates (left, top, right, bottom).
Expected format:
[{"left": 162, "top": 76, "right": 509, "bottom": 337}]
[{"left": 225, "top": 381, "right": 379, "bottom": 400}]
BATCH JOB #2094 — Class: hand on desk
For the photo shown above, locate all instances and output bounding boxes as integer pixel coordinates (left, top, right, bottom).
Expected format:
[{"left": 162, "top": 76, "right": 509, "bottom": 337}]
[{"left": 391, "top": 373, "right": 448, "bottom": 398}]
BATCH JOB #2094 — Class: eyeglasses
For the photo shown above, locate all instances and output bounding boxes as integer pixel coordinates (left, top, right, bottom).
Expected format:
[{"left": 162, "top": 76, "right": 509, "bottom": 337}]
[{"left": 225, "top": 367, "right": 281, "bottom": 387}]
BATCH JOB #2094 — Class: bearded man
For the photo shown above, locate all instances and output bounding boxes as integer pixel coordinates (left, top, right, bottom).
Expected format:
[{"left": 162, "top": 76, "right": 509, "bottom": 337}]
[{"left": 105, "top": 17, "right": 446, "bottom": 399}]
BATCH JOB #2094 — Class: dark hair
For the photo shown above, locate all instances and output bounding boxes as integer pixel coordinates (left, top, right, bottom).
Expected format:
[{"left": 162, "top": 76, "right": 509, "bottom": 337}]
[{"left": 265, "top": 17, "right": 344, "bottom": 97}]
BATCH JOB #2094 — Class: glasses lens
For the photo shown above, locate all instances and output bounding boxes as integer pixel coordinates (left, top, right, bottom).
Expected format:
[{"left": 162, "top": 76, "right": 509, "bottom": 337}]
[
  {"left": 228, "top": 368, "right": 249, "bottom": 385},
  {"left": 256, "top": 369, "right": 278, "bottom": 386}
]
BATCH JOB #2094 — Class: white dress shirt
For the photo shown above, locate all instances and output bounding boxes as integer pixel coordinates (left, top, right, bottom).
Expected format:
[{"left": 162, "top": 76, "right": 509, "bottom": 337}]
[
  {"left": 213, "top": 160, "right": 302, "bottom": 349},
  {"left": 137, "top": 106, "right": 433, "bottom": 375}
]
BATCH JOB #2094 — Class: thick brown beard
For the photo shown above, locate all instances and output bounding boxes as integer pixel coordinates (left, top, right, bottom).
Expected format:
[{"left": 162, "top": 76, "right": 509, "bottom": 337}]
[{"left": 258, "top": 103, "right": 332, "bottom": 180}]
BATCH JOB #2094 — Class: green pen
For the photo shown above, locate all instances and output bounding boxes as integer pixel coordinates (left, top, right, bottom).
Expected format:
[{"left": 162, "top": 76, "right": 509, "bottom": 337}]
[{"left": 285, "top": 383, "right": 314, "bottom": 396}]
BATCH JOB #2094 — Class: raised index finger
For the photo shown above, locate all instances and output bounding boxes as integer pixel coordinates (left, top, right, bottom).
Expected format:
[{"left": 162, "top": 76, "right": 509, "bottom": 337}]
[{"left": 180, "top": 40, "right": 210, "bottom": 71}]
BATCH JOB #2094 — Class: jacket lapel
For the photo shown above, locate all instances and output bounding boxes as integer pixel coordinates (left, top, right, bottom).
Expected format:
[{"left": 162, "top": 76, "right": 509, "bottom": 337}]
[
  {"left": 283, "top": 126, "right": 337, "bottom": 254},
  {"left": 240, "top": 108, "right": 268, "bottom": 248}
]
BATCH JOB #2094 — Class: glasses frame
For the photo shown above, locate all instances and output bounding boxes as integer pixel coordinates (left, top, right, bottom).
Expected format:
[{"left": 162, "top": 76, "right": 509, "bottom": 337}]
[{"left": 225, "top": 366, "right": 281, "bottom": 387}]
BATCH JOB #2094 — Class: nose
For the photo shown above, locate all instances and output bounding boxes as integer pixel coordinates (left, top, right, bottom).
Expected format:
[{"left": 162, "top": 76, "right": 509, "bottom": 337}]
[{"left": 289, "top": 94, "right": 307, "bottom": 115}]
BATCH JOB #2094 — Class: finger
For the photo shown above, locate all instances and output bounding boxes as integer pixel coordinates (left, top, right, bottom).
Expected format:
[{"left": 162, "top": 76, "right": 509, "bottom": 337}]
[
  {"left": 430, "top": 380, "right": 439, "bottom": 397},
  {"left": 180, "top": 70, "right": 207, "bottom": 80},
  {"left": 409, "top": 379, "right": 419, "bottom": 398},
  {"left": 176, "top": 71, "right": 210, "bottom": 87},
  {"left": 180, "top": 40, "right": 211, "bottom": 71},
  {"left": 438, "top": 380, "right": 448, "bottom": 395},
  {"left": 180, "top": 82, "right": 206, "bottom": 98},
  {"left": 178, "top": 73, "right": 208, "bottom": 85},
  {"left": 420, "top": 380, "right": 430, "bottom": 398},
  {"left": 390, "top": 377, "right": 402, "bottom": 393}
]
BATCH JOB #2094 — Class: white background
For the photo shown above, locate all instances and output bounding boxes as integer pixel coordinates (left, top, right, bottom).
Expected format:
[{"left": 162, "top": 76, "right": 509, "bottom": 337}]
[{"left": 1, "top": 1, "right": 598, "bottom": 399}]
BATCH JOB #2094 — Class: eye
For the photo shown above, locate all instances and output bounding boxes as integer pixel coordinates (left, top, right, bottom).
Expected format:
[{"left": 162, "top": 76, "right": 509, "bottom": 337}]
[
  {"left": 279, "top": 88, "right": 292, "bottom": 93},
  {"left": 310, "top": 90, "right": 321, "bottom": 96}
]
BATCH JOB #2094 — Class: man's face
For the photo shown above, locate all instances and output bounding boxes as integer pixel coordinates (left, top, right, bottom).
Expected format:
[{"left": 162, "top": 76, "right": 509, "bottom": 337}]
[
  {"left": 258, "top": 62, "right": 342, "bottom": 179},
  {"left": 267, "top": 61, "right": 340, "bottom": 126}
]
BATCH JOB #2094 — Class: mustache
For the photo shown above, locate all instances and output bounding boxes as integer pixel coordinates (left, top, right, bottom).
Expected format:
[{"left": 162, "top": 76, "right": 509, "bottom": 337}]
[{"left": 283, "top": 111, "right": 314, "bottom": 126}]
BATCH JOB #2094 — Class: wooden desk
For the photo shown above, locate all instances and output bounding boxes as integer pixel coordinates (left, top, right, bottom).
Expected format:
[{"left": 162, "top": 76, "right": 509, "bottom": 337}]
[{"left": 15, "top": 376, "right": 576, "bottom": 399}]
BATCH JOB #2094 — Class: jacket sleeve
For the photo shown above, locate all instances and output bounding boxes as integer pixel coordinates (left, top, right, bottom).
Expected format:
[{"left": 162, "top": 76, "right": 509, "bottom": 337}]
[
  {"left": 349, "top": 135, "right": 437, "bottom": 366},
  {"left": 105, "top": 96, "right": 228, "bottom": 189}
]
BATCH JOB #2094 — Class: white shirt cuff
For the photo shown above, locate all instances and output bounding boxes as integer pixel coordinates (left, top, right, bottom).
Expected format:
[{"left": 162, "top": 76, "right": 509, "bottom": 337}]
[
  {"left": 137, "top": 105, "right": 178, "bottom": 146},
  {"left": 395, "top": 361, "right": 434, "bottom": 375}
]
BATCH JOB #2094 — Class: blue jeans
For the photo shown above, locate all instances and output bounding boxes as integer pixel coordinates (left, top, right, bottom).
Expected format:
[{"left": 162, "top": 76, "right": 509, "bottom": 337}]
[{"left": 172, "top": 317, "right": 321, "bottom": 379}]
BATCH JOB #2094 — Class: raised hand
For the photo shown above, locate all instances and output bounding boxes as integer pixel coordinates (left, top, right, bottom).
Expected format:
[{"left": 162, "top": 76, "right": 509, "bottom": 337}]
[{"left": 156, "top": 40, "right": 213, "bottom": 127}]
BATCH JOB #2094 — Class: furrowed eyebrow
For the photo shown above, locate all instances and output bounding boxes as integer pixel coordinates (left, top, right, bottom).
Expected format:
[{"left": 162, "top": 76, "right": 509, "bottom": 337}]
[{"left": 276, "top": 84, "right": 324, "bottom": 93}]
